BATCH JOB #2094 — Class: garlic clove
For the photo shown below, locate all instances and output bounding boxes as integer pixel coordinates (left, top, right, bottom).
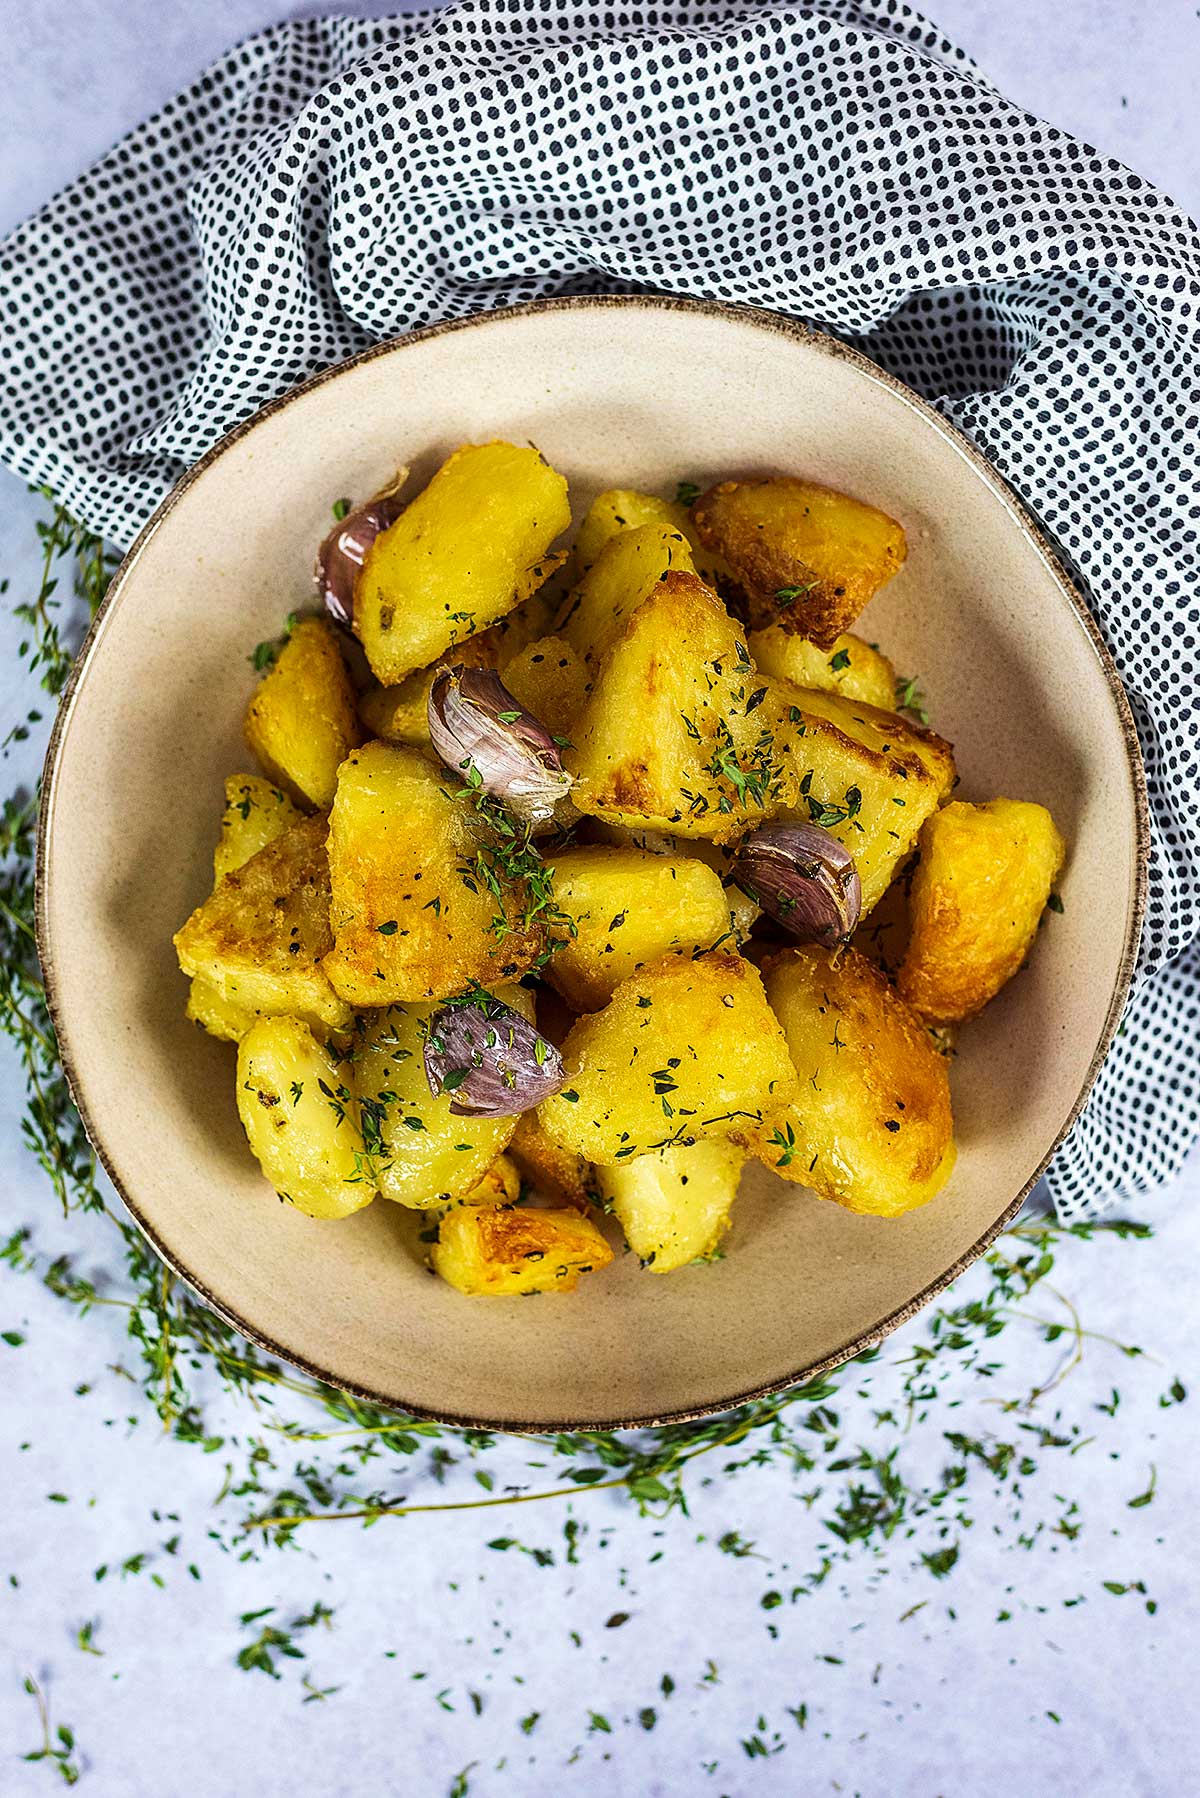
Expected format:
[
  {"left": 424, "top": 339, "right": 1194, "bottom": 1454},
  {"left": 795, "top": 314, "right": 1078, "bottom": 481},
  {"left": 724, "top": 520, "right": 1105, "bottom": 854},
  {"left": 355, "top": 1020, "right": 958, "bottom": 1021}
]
[
  {"left": 424, "top": 993, "right": 566, "bottom": 1117},
  {"left": 427, "top": 666, "right": 574, "bottom": 830},
  {"left": 733, "top": 823, "right": 861, "bottom": 946},
  {"left": 315, "top": 470, "right": 409, "bottom": 629}
]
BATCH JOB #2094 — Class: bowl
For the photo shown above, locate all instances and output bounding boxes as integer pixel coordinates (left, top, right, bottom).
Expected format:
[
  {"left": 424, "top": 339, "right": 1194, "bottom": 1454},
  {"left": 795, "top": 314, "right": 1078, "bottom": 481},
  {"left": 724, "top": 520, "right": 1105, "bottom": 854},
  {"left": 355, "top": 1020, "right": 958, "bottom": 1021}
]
[{"left": 38, "top": 296, "right": 1147, "bottom": 1429}]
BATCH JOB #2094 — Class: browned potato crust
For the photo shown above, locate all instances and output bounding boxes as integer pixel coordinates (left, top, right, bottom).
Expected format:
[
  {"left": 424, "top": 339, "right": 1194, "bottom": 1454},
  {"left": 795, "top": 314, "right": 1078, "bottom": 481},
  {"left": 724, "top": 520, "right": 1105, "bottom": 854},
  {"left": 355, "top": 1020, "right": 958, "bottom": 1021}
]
[
  {"left": 323, "top": 741, "right": 543, "bottom": 1005},
  {"left": 756, "top": 944, "right": 955, "bottom": 1217},
  {"left": 244, "top": 617, "right": 361, "bottom": 809},
  {"left": 692, "top": 477, "right": 907, "bottom": 648},
  {"left": 898, "top": 799, "right": 1066, "bottom": 1024},
  {"left": 174, "top": 815, "right": 351, "bottom": 1033},
  {"left": 433, "top": 1204, "right": 613, "bottom": 1296}
]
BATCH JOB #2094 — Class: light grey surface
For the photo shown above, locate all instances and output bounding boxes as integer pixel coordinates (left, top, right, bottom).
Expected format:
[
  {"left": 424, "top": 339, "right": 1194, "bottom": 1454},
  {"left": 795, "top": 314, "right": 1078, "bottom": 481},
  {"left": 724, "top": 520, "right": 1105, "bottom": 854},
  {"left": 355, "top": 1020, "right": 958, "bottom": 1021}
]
[{"left": 1, "top": 3, "right": 1198, "bottom": 1794}]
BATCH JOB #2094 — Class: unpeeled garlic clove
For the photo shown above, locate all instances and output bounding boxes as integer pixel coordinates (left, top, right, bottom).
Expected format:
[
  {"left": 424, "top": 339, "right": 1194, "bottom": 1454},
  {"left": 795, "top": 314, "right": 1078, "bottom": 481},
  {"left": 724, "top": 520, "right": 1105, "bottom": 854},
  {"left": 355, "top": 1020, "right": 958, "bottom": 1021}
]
[
  {"left": 314, "top": 470, "right": 408, "bottom": 629},
  {"left": 424, "top": 994, "right": 566, "bottom": 1117},
  {"left": 733, "top": 823, "right": 861, "bottom": 946},
  {"left": 427, "top": 666, "right": 574, "bottom": 829}
]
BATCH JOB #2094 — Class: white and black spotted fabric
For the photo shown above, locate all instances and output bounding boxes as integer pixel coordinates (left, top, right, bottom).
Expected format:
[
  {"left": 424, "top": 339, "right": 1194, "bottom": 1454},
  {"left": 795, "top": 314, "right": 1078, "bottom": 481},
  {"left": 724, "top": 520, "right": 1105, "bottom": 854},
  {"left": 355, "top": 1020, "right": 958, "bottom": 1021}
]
[{"left": 0, "top": 0, "right": 1196, "bottom": 1218}]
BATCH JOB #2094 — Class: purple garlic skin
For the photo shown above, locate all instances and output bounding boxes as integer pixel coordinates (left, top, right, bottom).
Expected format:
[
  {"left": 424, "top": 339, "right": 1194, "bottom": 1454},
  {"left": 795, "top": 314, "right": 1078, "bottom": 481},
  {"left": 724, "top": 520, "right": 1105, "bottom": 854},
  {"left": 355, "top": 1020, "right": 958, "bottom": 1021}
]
[
  {"left": 314, "top": 469, "right": 409, "bottom": 629},
  {"left": 427, "top": 665, "right": 574, "bottom": 830},
  {"left": 424, "top": 993, "right": 566, "bottom": 1118},
  {"left": 733, "top": 823, "right": 862, "bottom": 947}
]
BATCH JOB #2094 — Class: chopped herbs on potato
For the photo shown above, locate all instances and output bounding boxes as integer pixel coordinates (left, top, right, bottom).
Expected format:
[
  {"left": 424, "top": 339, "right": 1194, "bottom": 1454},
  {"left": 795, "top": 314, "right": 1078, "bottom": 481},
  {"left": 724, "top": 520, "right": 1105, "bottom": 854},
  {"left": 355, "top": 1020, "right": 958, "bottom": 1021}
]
[{"left": 537, "top": 951, "right": 799, "bottom": 1165}]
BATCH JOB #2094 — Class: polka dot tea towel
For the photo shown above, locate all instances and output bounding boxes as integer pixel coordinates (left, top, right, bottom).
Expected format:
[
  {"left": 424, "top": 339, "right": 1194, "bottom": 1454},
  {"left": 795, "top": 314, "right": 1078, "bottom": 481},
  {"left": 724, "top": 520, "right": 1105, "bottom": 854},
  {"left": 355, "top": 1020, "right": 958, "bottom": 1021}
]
[{"left": 0, "top": 0, "right": 1195, "bottom": 1219}]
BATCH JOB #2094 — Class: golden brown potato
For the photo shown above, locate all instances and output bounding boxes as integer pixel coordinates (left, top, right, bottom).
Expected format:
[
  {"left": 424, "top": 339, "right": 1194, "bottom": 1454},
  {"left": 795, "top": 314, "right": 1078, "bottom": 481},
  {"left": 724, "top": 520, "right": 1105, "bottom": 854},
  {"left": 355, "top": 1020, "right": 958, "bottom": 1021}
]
[
  {"left": 352, "top": 988, "right": 535, "bottom": 1208},
  {"left": 748, "top": 626, "right": 897, "bottom": 711},
  {"left": 692, "top": 477, "right": 907, "bottom": 648},
  {"left": 769, "top": 681, "right": 955, "bottom": 914},
  {"left": 213, "top": 774, "right": 303, "bottom": 881},
  {"left": 569, "top": 486, "right": 734, "bottom": 592},
  {"left": 500, "top": 635, "right": 591, "bottom": 740},
  {"left": 322, "top": 741, "right": 543, "bottom": 1005},
  {"left": 757, "top": 945, "right": 955, "bottom": 1217},
  {"left": 458, "top": 1154, "right": 522, "bottom": 1209},
  {"left": 244, "top": 618, "right": 360, "bottom": 809},
  {"left": 601, "top": 1136, "right": 745, "bottom": 1271},
  {"left": 898, "top": 799, "right": 1066, "bottom": 1024},
  {"left": 433, "top": 1204, "right": 613, "bottom": 1296},
  {"left": 507, "top": 1110, "right": 597, "bottom": 1209},
  {"left": 557, "top": 520, "right": 697, "bottom": 668},
  {"left": 355, "top": 443, "right": 570, "bottom": 684},
  {"left": 236, "top": 1016, "right": 375, "bottom": 1220},
  {"left": 544, "top": 844, "right": 733, "bottom": 1011},
  {"left": 175, "top": 815, "right": 351, "bottom": 1033},
  {"left": 538, "top": 951, "right": 799, "bottom": 1165},
  {"left": 567, "top": 571, "right": 796, "bottom": 844}
]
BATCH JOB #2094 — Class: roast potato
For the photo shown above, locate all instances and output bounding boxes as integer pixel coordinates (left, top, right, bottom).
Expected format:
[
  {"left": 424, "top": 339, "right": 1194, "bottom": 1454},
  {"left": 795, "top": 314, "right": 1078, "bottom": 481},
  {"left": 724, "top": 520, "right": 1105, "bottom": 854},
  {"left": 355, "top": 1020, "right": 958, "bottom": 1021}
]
[
  {"left": 433, "top": 1204, "right": 614, "bottom": 1296},
  {"left": 236, "top": 1016, "right": 375, "bottom": 1220},
  {"left": 584, "top": 819, "right": 760, "bottom": 942},
  {"left": 545, "top": 844, "right": 733, "bottom": 1011},
  {"left": 569, "top": 486, "right": 733, "bottom": 591},
  {"left": 352, "top": 987, "right": 535, "bottom": 1208},
  {"left": 757, "top": 944, "right": 955, "bottom": 1217},
  {"left": 213, "top": 775, "right": 303, "bottom": 882},
  {"left": 244, "top": 617, "right": 360, "bottom": 809},
  {"left": 322, "top": 741, "right": 543, "bottom": 1005},
  {"left": 538, "top": 951, "right": 799, "bottom": 1165},
  {"left": 500, "top": 635, "right": 591, "bottom": 739},
  {"left": 692, "top": 477, "right": 906, "bottom": 648},
  {"left": 601, "top": 1136, "right": 745, "bottom": 1271},
  {"left": 174, "top": 815, "right": 351, "bottom": 1034},
  {"left": 898, "top": 798, "right": 1066, "bottom": 1023},
  {"left": 770, "top": 681, "right": 955, "bottom": 913},
  {"left": 749, "top": 625, "right": 897, "bottom": 711},
  {"left": 567, "top": 571, "right": 796, "bottom": 844},
  {"left": 355, "top": 443, "right": 570, "bottom": 684},
  {"left": 557, "top": 520, "right": 697, "bottom": 668},
  {"left": 507, "top": 1110, "right": 598, "bottom": 1209}
]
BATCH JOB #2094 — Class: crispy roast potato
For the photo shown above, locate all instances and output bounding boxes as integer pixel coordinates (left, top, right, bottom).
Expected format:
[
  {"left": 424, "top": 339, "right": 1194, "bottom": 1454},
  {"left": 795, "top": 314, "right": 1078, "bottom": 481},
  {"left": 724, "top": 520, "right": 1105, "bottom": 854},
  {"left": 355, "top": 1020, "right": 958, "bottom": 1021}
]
[
  {"left": 601, "top": 1136, "right": 745, "bottom": 1271},
  {"left": 236, "top": 1016, "right": 375, "bottom": 1220},
  {"left": 557, "top": 520, "right": 697, "bottom": 668},
  {"left": 749, "top": 626, "right": 897, "bottom": 711},
  {"left": 185, "top": 972, "right": 258, "bottom": 1043},
  {"left": 175, "top": 815, "right": 351, "bottom": 1034},
  {"left": 213, "top": 774, "right": 303, "bottom": 881},
  {"left": 352, "top": 988, "right": 535, "bottom": 1208},
  {"left": 458, "top": 1153, "right": 522, "bottom": 1209},
  {"left": 771, "top": 682, "right": 955, "bottom": 913},
  {"left": 692, "top": 477, "right": 907, "bottom": 648},
  {"left": 433, "top": 1204, "right": 613, "bottom": 1296},
  {"left": 584, "top": 819, "right": 761, "bottom": 941},
  {"left": 898, "top": 799, "right": 1066, "bottom": 1023},
  {"left": 355, "top": 443, "right": 570, "bottom": 684},
  {"left": 567, "top": 571, "right": 797, "bottom": 844},
  {"left": 500, "top": 635, "right": 591, "bottom": 739},
  {"left": 545, "top": 844, "right": 733, "bottom": 1011},
  {"left": 507, "top": 1110, "right": 597, "bottom": 1209},
  {"left": 322, "top": 741, "right": 543, "bottom": 1005},
  {"left": 244, "top": 618, "right": 360, "bottom": 809},
  {"left": 538, "top": 951, "right": 799, "bottom": 1165},
  {"left": 757, "top": 945, "right": 955, "bottom": 1217}
]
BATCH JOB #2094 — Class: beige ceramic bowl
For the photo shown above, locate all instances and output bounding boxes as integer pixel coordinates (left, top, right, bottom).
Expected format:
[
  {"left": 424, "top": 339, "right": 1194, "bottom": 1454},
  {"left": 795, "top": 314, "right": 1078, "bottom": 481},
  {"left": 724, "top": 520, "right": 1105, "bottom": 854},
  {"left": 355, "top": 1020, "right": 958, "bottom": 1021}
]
[{"left": 38, "top": 297, "right": 1147, "bottom": 1430}]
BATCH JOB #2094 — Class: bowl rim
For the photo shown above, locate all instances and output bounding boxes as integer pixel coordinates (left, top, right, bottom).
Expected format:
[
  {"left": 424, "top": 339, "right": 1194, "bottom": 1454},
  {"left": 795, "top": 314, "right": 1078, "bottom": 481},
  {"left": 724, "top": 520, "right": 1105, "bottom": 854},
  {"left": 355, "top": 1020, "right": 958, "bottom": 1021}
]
[{"left": 36, "top": 292, "right": 1151, "bottom": 1434}]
